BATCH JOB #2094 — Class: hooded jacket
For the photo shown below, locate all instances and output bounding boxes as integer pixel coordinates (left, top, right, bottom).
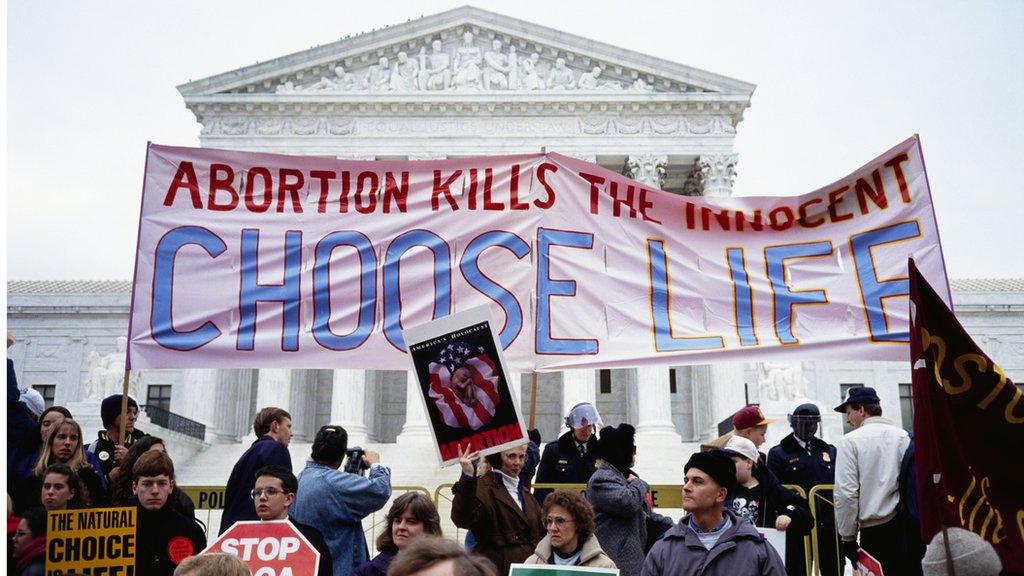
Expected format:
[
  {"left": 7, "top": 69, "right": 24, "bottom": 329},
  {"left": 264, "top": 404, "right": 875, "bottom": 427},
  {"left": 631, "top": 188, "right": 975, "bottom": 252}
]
[
  {"left": 525, "top": 533, "right": 616, "bottom": 568},
  {"left": 641, "top": 510, "right": 786, "bottom": 576}
]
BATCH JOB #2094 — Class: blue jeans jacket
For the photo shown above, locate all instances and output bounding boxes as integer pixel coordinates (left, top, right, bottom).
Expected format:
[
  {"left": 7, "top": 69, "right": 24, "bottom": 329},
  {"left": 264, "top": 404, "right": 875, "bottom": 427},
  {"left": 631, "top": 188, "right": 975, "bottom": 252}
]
[{"left": 290, "top": 461, "right": 392, "bottom": 576}]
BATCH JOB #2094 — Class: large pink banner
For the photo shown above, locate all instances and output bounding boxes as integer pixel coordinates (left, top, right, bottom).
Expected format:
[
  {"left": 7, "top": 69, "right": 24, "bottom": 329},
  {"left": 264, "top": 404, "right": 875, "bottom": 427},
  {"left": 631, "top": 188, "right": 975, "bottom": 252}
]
[{"left": 128, "top": 136, "right": 949, "bottom": 371}]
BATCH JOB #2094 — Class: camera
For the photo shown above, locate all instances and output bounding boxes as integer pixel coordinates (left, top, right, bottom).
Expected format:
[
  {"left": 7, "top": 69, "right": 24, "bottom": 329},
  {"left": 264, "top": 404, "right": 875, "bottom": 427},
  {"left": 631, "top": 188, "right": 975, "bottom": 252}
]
[{"left": 344, "top": 447, "right": 369, "bottom": 475}]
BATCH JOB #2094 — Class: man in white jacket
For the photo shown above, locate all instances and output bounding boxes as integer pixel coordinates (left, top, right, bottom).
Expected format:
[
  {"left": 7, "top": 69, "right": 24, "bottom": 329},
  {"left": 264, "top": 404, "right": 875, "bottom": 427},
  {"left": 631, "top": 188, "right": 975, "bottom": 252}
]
[{"left": 833, "top": 387, "right": 911, "bottom": 574}]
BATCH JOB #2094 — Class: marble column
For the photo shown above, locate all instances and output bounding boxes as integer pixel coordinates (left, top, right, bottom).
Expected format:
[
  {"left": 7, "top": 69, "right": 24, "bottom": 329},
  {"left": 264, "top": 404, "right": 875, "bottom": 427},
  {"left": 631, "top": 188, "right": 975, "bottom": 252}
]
[
  {"left": 624, "top": 154, "right": 668, "bottom": 188},
  {"left": 561, "top": 370, "right": 597, "bottom": 415},
  {"left": 210, "top": 370, "right": 250, "bottom": 443},
  {"left": 633, "top": 366, "right": 682, "bottom": 442},
  {"left": 256, "top": 369, "right": 292, "bottom": 411},
  {"left": 288, "top": 370, "right": 318, "bottom": 442},
  {"left": 397, "top": 371, "right": 431, "bottom": 444},
  {"left": 331, "top": 369, "right": 369, "bottom": 446},
  {"left": 180, "top": 369, "right": 218, "bottom": 437}
]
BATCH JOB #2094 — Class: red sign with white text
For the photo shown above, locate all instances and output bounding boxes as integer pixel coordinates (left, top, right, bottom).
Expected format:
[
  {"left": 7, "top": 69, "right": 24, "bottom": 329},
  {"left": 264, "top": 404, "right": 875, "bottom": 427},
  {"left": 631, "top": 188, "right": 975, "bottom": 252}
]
[{"left": 203, "top": 520, "right": 319, "bottom": 576}]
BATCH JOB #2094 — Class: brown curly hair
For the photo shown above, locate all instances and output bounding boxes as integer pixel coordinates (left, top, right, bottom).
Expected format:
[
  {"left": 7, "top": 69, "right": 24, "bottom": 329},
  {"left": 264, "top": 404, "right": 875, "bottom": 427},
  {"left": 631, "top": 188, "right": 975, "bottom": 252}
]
[
  {"left": 541, "top": 490, "right": 595, "bottom": 543},
  {"left": 375, "top": 492, "right": 442, "bottom": 553}
]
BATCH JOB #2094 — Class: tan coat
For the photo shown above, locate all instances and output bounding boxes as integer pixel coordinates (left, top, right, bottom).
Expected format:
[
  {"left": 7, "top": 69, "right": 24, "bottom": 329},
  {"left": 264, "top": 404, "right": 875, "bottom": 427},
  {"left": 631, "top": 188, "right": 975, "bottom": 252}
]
[
  {"left": 525, "top": 534, "right": 617, "bottom": 569},
  {"left": 452, "top": 472, "right": 544, "bottom": 576}
]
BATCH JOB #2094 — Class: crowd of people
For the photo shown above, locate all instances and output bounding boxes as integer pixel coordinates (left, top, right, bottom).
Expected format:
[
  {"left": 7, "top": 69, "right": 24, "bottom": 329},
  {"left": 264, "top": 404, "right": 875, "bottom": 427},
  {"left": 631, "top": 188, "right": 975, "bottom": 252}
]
[{"left": 7, "top": 339, "right": 1010, "bottom": 576}]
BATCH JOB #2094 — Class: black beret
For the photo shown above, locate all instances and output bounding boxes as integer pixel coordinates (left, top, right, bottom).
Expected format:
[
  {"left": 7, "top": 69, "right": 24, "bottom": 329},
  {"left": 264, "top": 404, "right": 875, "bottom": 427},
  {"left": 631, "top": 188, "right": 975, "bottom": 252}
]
[{"left": 684, "top": 450, "right": 737, "bottom": 497}]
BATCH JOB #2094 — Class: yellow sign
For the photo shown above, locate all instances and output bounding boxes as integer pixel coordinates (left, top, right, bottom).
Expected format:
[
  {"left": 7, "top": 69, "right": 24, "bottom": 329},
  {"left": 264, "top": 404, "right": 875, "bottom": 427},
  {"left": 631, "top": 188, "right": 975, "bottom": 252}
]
[
  {"left": 648, "top": 485, "right": 684, "bottom": 508},
  {"left": 181, "top": 485, "right": 227, "bottom": 510},
  {"left": 46, "top": 507, "right": 136, "bottom": 576}
]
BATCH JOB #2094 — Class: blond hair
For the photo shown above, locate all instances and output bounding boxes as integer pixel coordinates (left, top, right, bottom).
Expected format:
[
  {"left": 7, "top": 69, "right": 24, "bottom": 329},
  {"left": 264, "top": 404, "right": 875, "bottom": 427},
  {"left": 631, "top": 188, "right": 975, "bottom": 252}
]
[
  {"left": 173, "top": 553, "right": 250, "bottom": 576},
  {"left": 35, "top": 418, "right": 88, "bottom": 476}
]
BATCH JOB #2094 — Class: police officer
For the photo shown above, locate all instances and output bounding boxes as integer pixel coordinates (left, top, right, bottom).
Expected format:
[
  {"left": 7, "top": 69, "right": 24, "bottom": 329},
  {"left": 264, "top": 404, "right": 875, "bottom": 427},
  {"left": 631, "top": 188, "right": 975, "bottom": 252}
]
[
  {"left": 767, "top": 401, "right": 839, "bottom": 576},
  {"left": 534, "top": 403, "right": 601, "bottom": 505}
]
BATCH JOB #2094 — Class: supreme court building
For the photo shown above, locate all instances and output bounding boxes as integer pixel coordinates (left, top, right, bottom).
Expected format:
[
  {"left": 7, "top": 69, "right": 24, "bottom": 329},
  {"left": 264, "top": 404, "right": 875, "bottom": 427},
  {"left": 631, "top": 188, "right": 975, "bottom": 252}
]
[{"left": 8, "top": 7, "right": 1024, "bottom": 486}]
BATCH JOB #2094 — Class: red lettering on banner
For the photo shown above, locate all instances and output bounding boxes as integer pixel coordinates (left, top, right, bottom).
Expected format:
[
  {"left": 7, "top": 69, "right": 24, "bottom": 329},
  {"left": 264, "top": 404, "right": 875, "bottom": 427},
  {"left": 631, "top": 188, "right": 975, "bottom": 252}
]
[
  {"left": 769, "top": 206, "right": 795, "bottom": 231},
  {"left": 885, "top": 152, "right": 912, "bottom": 203},
  {"left": 245, "top": 167, "right": 274, "bottom": 213},
  {"left": 482, "top": 168, "right": 503, "bottom": 210},
  {"left": 208, "top": 164, "right": 239, "bottom": 211},
  {"left": 854, "top": 169, "right": 888, "bottom": 215},
  {"left": 433, "top": 170, "right": 462, "bottom": 211},
  {"left": 277, "top": 168, "right": 304, "bottom": 213},
  {"left": 509, "top": 165, "right": 528, "bottom": 210},
  {"left": 827, "top": 186, "right": 854, "bottom": 222},
  {"left": 798, "top": 199, "right": 825, "bottom": 228},
  {"left": 534, "top": 163, "right": 557, "bottom": 209},
  {"left": 355, "top": 172, "right": 378, "bottom": 214},
  {"left": 383, "top": 172, "right": 409, "bottom": 213},
  {"left": 581, "top": 171, "right": 605, "bottom": 215},
  {"left": 164, "top": 161, "right": 202, "bottom": 208},
  {"left": 312, "top": 170, "right": 337, "bottom": 214}
]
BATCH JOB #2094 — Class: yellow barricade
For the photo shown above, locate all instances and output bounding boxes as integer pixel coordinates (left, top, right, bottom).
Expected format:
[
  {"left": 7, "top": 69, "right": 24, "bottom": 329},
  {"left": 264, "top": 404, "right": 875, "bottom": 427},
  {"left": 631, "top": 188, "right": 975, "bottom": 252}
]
[{"left": 808, "top": 484, "right": 838, "bottom": 576}]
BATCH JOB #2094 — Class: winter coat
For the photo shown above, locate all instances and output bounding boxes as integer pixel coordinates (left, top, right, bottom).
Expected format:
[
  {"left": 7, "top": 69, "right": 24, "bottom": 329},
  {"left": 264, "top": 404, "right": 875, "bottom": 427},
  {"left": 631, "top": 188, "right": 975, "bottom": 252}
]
[
  {"left": 7, "top": 360, "right": 37, "bottom": 496},
  {"left": 133, "top": 497, "right": 207, "bottom": 576},
  {"left": 87, "top": 428, "right": 148, "bottom": 477},
  {"left": 290, "top": 461, "right": 392, "bottom": 576},
  {"left": 834, "top": 416, "right": 909, "bottom": 540},
  {"left": 291, "top": 517, "right": 334, "bottom": 576},
  {"left": 452, "top": 471, "right": 545, "bottom": 576},
  {"left": 641, "top": 510, "right": 786, "bottom": 576},
  {"left": 534, "top": 430, "right": 600, "bottom": 504},
  {"left": 218, "top": 435, "right": 292, "bottom": 534},
  {"left": 524, "top": 533, "right": 617, "bottom": 568},
  {"left": 726, "top": 464, "right": 814, "bottom": 576},
  {"left": 14, "top": 463, "right": 108, "bottom": 513},
  {"left": 587, "top": 461, "right": 671, "bottom": 576},
  {"left": 767, "top": 433, "right": 837, "bottom": 493},
  {"left": 355, "top": 551, "right": 395, "bottom": 576}
]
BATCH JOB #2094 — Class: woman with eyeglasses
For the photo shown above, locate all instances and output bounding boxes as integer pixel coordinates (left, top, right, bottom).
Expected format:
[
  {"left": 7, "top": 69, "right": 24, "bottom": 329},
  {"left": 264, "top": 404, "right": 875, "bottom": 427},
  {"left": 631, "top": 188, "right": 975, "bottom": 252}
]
[
  {"left": 452, "top": 443, "right": 544, "bottom": 576},
  {"left": 12, "top": 507, "right": 47, "bottom": 576},
  {"left": 525, "top": 490, "right": 616, "bottom": 568},
  {"left": 40, "top": 463, "right": 89, "bottom": 511},
  {"left": 356, "top": 492, "right": 443, "bottom": 576}
]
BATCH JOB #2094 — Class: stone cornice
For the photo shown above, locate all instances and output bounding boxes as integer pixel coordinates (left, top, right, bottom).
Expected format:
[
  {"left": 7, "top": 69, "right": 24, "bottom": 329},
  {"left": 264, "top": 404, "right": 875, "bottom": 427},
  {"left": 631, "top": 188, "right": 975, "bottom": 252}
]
[
  {"left": 185, "top": 92, "right": 750, "bottom": 124},
  {"left": 177, "top": 6, "right": 755, "bottom": 98}
]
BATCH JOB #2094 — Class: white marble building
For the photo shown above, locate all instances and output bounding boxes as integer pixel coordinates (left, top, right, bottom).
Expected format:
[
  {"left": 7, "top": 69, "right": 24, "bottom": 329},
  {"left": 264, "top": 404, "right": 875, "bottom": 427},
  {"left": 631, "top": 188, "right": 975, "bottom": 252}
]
[{"left": 8, "top": 7, "right": 1024, "bottom": 489}]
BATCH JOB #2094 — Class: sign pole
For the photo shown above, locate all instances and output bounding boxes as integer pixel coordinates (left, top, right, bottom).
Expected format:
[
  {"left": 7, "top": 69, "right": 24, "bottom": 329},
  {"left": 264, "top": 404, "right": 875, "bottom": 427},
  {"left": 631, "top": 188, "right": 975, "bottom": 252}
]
[
  {"left": 528, "top": 372, "right": 538, "bottom": 430},
  {"left": 118, "top": 370, "right": 131, "bottom": 448}
]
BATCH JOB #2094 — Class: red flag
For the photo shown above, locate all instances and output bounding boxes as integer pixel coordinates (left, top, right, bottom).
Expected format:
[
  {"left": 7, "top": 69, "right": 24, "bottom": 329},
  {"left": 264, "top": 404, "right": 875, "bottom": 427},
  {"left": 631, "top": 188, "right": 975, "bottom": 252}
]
[{"left": 908, "top": 259, "right": 1024, "bottom": 571}]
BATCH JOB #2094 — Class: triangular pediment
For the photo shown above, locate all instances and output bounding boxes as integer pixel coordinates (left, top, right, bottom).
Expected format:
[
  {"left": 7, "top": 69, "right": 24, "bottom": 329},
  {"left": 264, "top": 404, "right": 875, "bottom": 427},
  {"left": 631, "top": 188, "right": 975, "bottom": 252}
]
[{"left": 177, "top": 6, "right": 754, "bottom": 99}]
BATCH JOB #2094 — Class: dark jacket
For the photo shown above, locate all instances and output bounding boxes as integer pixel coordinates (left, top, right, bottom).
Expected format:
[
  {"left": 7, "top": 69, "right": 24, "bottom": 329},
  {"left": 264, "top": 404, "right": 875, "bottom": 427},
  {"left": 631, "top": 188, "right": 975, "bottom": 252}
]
[
  {"left": 133, "top": 497, "right": 207, "bottom": 576},
  {"left": 452, "top": 471, "right": 544, "bottom": 576},
  {"left": 355, "top": 550, "right": 394, "bottom": 576},
  {"left": 766, "top": 433, "right": 837, "bottom": 493},
  {"left": 219, "top": 435, "right": 292, "bottom": 534},
  {"left": 587, "top": 461, "right": 672, "bottom": 576},
  {"left": 534, "top": 430, "right": 600, "bottom": 504},
  {"left": 291, "top": 517, "right": 333, "bottom": 576},
  {"left": 727, "top": 464, "right": 814, "bottom": 576},
  {"left": 14, "top": 464, "right": 108, "bottom": 514},
  {"left": 7, "top": 359, "right": 37, "bottom": 494},
  {"left": 641, "top": 511, "right": 786, "bottom": 576},
  {"left": 87, "top": 428, "right": 148, "bottom": 477}
]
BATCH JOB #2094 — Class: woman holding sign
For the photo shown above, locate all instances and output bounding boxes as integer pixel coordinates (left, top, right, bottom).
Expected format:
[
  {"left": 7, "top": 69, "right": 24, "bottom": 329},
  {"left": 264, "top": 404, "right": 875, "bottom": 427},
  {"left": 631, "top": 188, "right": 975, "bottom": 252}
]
[
  {"left": 356, "top": 492, "right": 443, "bottom": 576},
  {"left": 451, "top": 444, "right": 544, "bottom": 576}
]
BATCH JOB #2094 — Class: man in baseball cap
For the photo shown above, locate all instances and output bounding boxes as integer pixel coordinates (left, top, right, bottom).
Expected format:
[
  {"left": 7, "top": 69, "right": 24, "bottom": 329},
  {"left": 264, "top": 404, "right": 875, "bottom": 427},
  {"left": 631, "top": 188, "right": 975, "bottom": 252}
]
[{"left": 732, "top": 405, "right": 775, "bottom": 451}]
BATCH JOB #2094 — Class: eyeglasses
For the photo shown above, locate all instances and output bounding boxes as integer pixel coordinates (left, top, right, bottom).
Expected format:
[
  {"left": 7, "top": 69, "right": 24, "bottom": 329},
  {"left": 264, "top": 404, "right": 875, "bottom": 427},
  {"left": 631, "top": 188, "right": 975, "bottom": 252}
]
[
  {"left": 544, "top": 516, "right": 573, "bottom": 527},
  {"left": 251, "top": 487, "right": 286, "bottom": 499}
]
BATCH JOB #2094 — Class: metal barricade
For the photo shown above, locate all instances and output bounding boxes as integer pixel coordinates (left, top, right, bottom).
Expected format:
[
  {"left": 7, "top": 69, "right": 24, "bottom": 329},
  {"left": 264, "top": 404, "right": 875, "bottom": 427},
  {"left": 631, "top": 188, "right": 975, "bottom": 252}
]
[
  {"left": 781, "top": 484, "right": 814, "bottom": 576},
  {"left": 808, "top": 484, "right": 839, "bottom": 576}
]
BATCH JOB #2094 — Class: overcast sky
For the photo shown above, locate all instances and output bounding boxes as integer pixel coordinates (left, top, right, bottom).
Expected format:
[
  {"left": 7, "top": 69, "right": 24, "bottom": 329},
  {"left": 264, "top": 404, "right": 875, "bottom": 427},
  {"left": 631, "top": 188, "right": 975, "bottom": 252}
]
[{"left": 7, "top": 1, "right": 1023, "bottom": 281}]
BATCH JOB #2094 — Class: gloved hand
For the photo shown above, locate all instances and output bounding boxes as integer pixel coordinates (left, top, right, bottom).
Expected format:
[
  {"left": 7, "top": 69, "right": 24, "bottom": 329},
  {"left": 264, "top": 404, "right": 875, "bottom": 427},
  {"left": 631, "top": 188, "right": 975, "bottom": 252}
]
[{"left": 841, "top": 539, "right": 860, "bottom": 565}]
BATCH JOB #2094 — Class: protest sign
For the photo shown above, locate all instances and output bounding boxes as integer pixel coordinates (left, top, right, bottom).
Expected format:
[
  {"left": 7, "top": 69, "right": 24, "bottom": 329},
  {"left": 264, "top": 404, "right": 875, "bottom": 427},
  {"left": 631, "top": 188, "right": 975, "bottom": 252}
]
[
  {"left": 510, "top": 563, "right": 619, "bottom": 576},
  {"left": 127, "top": 137, "right": 949, "bottom": 371},
  {"left": 855, "top": 548, "right": 883, "bottom": 576},
  {"left": 909, "top": 260, "right": 1024, "bottom": 571},
  {"left": 203, "top": 520, "right": 320, "bottom": 576},
  {"left": 46, "top": 507, "right": 137, "bottom": 576},
  {"left": 404, "top": 305, "right": 527, "bottom": 465},
  {"left": 755, "top": 528, "right": 787, "bottom": 567}
]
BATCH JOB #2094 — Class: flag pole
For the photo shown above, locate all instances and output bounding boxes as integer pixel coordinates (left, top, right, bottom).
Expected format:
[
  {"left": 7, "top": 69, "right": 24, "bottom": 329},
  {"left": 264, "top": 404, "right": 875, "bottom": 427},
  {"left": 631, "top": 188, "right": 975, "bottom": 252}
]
[
  {"left": 528, "top": 372, "right": 538, "bottom": 430},
  {"left": 940, "top": 525, "right": 956, "bottom": 576}
]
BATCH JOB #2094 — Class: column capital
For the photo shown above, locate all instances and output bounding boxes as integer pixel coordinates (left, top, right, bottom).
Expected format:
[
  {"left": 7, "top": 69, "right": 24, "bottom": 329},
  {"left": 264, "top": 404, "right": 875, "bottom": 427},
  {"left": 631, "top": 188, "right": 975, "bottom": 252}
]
[
  {"left": 623, "top": 154, "right": 668, "bottom": 190},
  {"left": 696, "top": 153, "right": 739, "bottom": 197}
]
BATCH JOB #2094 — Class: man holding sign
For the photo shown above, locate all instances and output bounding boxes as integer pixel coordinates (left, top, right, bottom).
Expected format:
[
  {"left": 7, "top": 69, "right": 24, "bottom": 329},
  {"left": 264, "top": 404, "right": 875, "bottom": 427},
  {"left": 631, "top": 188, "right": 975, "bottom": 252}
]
[{"left": 253, "top": 465, "right": 332, "bottom": 576}]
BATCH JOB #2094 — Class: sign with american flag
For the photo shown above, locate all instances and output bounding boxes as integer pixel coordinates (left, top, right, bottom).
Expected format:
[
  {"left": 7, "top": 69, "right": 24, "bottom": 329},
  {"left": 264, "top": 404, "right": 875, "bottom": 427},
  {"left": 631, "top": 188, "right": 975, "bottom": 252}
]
[{"left": 404, "top": 305, "right": 527, "bottom": 466}]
